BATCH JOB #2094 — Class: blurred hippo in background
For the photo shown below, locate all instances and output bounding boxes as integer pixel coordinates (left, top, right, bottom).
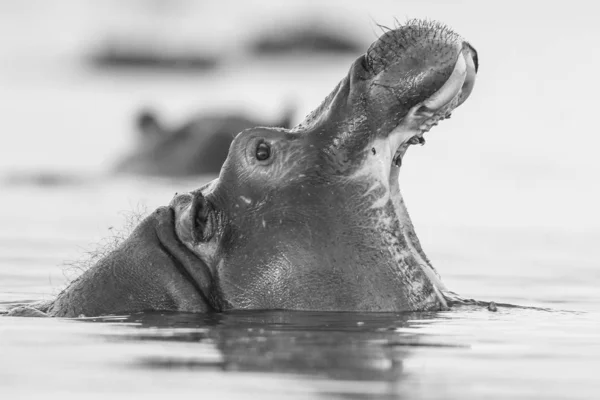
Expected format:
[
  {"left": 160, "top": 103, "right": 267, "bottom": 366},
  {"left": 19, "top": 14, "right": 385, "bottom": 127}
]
[
  {"left": 252, "top": 24, "right": 363, "bottom": 55},
  {"left": 9, "top": 19, "right": 478, "bottom": 318},
  {"left": 115, "top": 106, "right": 295, "bottom": 176}
]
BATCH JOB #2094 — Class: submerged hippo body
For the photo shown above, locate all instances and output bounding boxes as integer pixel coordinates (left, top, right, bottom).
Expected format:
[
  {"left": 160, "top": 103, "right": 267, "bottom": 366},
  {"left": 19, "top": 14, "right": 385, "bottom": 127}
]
[
  {"left": 15, "top": 20, "right": 478, "bottom": 317},
  {"left": 115, "top": 108, "right": 295, "bottom": 176}
]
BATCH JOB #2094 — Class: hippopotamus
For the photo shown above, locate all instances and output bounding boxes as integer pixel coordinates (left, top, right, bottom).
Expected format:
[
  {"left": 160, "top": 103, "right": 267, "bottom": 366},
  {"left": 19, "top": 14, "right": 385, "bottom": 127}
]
[
  {"left": 9, "top": 20, "right": 478, "bottom": 317},
  {"left": 115, "top": 107, "right": 295, "bottom": 176}
]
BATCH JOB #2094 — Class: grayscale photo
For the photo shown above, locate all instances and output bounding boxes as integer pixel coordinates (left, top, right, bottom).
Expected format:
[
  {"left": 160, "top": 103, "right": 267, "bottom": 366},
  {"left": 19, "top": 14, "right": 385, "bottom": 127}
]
[{"left": 1, "top": 1, "right": 598, "bottom": 399}]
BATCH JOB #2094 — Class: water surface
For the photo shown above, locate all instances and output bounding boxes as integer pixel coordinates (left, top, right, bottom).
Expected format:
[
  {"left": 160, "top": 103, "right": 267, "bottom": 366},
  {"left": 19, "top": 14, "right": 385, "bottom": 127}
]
[
  {"left": 1, "top": 1, "right": 600, "bottom": 398},
  {"left": 1, "top": 178, "right": 599, "bottom": 400}
]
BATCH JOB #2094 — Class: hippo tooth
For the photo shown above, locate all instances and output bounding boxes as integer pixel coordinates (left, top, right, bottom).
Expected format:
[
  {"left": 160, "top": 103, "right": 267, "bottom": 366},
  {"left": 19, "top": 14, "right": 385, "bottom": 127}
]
[
  {"left": 422, "top": 52, "right": 467, "bottom": 110},
  {"left": 457, "top": 47, "right": 478, "bottom": 106}
]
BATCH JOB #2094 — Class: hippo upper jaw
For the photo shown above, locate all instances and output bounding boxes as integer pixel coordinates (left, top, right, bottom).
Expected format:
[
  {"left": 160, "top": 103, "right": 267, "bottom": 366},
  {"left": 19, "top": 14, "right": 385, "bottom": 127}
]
[{"left": 291, "top": 20, "right": 478, "bottom": 178}]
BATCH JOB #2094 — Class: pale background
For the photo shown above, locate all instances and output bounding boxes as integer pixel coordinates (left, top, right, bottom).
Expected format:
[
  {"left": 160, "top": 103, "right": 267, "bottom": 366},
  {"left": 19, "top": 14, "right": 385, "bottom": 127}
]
[{"left": 0, "top": 0, "right": 598, "bottom": 303}]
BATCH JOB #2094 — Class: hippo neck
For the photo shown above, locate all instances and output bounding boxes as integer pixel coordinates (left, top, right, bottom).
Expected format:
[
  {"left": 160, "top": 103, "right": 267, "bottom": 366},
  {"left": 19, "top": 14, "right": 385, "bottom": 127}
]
[
  {"left": 388, "top": 167, "right": 447, "bottom": 294},
  {"left": 308, "top": 170, "right": 448, "bottom": 310},
  {"left": 325, "top": 162, "right": 448, "bottom": 309}
]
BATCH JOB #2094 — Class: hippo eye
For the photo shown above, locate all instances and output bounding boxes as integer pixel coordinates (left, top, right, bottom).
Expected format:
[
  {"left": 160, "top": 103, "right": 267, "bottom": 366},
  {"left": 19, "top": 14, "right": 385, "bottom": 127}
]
[{"left": 255, "top": 142, "right": 271, "bottom": 161}]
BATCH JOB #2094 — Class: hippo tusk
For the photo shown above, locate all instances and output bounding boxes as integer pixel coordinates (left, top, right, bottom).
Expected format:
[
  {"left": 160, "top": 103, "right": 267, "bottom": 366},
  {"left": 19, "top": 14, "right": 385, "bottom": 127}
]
[
  {"left": 422, "top": 52, "right": 468, "bottom": 110},
  {"left": 457, "top": 48, "right": 477, "bottom": 106}
]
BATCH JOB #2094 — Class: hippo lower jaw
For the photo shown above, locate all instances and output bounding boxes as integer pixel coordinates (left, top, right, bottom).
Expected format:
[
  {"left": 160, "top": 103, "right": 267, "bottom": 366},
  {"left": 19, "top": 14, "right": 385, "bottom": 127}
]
[{"left": 347, "top": 43, "right": 478, "bottom": 310}]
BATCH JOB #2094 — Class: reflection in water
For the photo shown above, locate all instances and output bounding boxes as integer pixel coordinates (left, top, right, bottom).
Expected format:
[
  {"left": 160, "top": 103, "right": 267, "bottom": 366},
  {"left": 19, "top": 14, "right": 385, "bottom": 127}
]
[
  {"left": 2, "top": 297, "right": 598, "bottom": 399},
  {"left": 87, "top": 310, "right": 459, "bottom": 386}
]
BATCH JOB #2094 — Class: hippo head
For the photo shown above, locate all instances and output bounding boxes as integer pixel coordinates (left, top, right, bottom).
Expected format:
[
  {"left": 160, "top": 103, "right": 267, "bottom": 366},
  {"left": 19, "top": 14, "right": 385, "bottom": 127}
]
[
  {"left": 169, "top": 20, "right": 478, "bottom": 312},
  {"left": 38, "top": 19, "right": 479, "bottom": 318}
]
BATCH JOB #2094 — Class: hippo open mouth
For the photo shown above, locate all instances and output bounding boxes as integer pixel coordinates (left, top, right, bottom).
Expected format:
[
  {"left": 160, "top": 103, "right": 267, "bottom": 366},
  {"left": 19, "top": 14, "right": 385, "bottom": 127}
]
[
  {"left": 25, "top": 19, "right": 478, "bottom": 318},
  {"left": 386, "top": 37, "right": 478, "bottom": 168}
]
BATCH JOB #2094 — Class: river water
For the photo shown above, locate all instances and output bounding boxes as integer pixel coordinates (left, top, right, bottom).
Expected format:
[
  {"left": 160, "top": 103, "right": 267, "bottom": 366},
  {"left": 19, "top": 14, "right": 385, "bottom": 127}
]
[
  {"left": 1, "top": 176, "right": 599, "bottom": 399},
  {"left": 1, "top": 1, "right": 600, "bottom": 399}
]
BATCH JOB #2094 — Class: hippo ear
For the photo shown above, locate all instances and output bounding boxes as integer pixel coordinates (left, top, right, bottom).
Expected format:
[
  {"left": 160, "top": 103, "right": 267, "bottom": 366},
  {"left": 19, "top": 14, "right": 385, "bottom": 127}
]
[
  {"left": 196, "top": 197, "right": 213, "bottom": 242},
  {"left": 188, "top": 190, "right": 217, "bottom": 244},
  {"left": 136, "top": 108, "right": 166, "bottom": 140},
  {"left": 277, "top": 102, "right": 296, "bottom": 129}
]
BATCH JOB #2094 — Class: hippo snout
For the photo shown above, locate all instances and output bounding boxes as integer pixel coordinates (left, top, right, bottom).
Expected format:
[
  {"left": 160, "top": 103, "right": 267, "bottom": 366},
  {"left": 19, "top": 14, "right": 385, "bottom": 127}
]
[
  {"left": 366, "top": 20, "right": 463, "bottom": 75},
  {"left": 358, "top": 21, "right": 478, "bottom": 123}
]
